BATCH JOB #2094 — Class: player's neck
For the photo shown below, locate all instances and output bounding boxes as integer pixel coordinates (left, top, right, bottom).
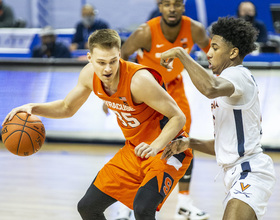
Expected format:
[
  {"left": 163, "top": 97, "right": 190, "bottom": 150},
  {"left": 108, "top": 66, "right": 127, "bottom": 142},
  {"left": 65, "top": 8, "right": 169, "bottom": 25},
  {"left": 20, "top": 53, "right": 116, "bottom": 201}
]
[{"left": 160, "top": 20, "right": 182, "bottom": 43}]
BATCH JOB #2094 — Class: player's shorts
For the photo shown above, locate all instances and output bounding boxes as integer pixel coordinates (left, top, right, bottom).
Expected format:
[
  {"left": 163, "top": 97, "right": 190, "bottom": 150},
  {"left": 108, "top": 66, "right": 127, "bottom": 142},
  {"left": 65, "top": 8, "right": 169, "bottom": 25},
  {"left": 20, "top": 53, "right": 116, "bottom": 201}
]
[
  {"left": 93, "top": 140, "right": 193, "bottom": 211},
  {"left": 223, "top": 152, "right": 276, "bottom": 219}
]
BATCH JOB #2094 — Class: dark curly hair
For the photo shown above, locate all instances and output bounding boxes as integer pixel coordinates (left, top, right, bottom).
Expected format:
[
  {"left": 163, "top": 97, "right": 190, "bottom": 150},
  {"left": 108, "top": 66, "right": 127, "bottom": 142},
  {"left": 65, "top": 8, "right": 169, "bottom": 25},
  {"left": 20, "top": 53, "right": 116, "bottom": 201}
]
[{"left": 211, "top": 17, "right": 258, "bottom": 58}]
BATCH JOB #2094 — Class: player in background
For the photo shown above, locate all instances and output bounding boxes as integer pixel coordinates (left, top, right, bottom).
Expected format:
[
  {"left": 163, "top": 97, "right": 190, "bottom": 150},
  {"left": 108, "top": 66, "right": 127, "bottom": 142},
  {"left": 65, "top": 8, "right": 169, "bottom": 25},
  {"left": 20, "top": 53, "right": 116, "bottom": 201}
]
[
  {"left": 109, "top": 0, "right": 210, "bottom": 219},
  {"left": 2, "top": 29, "right": 193, "bottom": 220},
  {"left": 160, "top": 17, "right": 276, "bottom": 220}
]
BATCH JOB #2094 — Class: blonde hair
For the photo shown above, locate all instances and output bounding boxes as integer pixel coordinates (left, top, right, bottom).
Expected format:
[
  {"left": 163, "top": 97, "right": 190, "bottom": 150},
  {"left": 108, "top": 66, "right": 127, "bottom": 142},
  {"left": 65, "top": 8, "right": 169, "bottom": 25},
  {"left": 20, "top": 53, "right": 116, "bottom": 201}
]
[{"left": 88, "top": 29, "right": 121, "bottom": 53}]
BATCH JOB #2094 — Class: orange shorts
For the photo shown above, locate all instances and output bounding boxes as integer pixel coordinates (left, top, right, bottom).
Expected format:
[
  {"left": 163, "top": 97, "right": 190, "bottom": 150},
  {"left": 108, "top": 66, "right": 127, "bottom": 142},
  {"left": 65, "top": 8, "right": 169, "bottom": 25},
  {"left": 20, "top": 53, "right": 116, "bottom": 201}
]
[
  {"left": 166, "top": 75, "right": 191, "bottom": 134},
  {"left": 94, "top": 140, "right": 193, "bottom": 211}
]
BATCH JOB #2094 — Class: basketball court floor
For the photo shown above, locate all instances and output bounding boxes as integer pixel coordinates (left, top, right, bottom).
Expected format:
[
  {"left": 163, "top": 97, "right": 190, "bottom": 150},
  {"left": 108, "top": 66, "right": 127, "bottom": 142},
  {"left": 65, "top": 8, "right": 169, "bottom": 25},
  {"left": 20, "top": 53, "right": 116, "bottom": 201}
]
[{"left": 0, "top": 142, "right": 279, "bottom": 220}]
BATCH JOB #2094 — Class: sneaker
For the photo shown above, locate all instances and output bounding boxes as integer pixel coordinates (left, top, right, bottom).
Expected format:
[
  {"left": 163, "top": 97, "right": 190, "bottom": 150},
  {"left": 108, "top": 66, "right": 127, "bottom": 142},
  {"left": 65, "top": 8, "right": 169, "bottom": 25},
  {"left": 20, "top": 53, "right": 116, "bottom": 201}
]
[
  {"left": 115, "top": 202, "right": 132, "bottom": 220},
  {"left": 175, "top": 194, "right": 210, "bottom": 220}
]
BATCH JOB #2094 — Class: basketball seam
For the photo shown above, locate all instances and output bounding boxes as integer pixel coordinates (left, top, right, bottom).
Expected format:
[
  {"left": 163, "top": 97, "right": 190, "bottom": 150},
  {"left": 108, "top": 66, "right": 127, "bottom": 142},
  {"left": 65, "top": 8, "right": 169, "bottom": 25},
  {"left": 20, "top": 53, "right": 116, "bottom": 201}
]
[
  {"left": 17, "top": 115, "right": 29, "bottom": 155},
  {"left": 2, "top": 130, "right": 24, "bottom": 143},
  {"left": 22, "top": 130, "right": 35, "bottom": 154},
  {"left": 4, "top": 123, "right": 45, "bottom": 137},
  {"left": 15, "top": 114, "right": 41, "bottom": 123}
]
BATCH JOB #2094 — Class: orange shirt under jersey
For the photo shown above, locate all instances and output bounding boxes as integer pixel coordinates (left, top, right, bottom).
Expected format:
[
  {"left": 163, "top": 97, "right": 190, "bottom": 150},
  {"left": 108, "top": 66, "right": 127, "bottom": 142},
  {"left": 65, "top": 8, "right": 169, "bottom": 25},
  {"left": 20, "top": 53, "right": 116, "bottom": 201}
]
[
  {"left": 137, "top": 16, "right": 194, "bottom": 83},
  {"left": 93, "top": 58, "right": 184, "bottom": 147}
]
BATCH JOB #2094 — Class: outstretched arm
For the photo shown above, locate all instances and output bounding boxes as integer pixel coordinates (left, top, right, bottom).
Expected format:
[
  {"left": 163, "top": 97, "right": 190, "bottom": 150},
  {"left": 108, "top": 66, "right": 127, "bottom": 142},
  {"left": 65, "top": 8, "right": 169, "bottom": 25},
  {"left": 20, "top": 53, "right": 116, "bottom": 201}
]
[
  {"left": 160, "top": 47, "right": 234, "bottom": 99},
  {"left": 2, "top": 64, "right": 93, "bottom": 126},
  {"left": 131, "top": 69, "right": 186, "bottom": 158},
  {"left": 161, "top": 137, "right": 215, "bottom": 160}
]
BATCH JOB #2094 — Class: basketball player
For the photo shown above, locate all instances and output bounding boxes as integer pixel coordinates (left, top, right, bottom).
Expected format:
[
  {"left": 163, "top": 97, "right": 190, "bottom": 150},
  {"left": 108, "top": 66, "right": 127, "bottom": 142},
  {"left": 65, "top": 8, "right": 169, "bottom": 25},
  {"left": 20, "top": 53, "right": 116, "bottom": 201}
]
[
  {"left": 2, "top": 29, "right": 193, "bottom": 220},
  {"left": 110, "top": 0, "right": 211, "bottom": 219},
  {"left": 160, "top": 17, "right": 276, "bottom": 220}
]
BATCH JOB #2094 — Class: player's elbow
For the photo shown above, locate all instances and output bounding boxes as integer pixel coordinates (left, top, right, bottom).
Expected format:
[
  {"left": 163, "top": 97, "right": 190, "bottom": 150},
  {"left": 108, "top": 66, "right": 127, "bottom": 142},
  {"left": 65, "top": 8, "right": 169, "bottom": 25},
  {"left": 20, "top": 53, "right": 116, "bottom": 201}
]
[
  {"left": 62, "top": 103, "right": 77, "bottom": 118},
  {"left": 177, "top": 111, "right": 186, "bottom": 129},
  {"left": 64, "top": 110, "right": 75, "bottom": 118},
  {"left": 64, "top": 106, "right": 79, "bottom": 118},
  {"left": 203, "top": 87, "right": 219, "bottom": 99}
]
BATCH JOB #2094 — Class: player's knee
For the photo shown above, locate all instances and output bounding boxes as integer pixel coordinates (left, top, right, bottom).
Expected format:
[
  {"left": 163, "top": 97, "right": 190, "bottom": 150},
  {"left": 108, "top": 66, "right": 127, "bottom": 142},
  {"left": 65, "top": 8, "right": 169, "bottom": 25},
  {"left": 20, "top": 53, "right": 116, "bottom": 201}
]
[
  {"left": 133, "top": 201, "right": 154, "bottom": 220},
  {"left": 133, "top": 187, "right": 162, "bottom": 220},
  {"left": 77, "top": 196, "right": 100, "bottom": 219},
  {"left": 77, "top": 197, "right": 89, "bottom": 216}
]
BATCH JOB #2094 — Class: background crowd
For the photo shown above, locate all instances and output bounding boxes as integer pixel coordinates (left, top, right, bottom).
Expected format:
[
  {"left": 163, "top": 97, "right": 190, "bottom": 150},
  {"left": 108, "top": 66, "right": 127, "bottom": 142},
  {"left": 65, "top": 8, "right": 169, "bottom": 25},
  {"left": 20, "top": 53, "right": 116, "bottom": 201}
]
[{"left": 0, "top": 0, "right": 280, "bottom": 59}]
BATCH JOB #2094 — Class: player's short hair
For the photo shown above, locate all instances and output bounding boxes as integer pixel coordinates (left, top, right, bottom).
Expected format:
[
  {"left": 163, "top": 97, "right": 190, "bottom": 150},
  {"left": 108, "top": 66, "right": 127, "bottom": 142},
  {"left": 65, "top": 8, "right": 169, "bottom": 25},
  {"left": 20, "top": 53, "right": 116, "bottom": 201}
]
[
  {"left": 88, "top": 29, "right": 121, "bottom": 53},
  {"left": 211, "top": 17, "right": 258, "bottom": 58}
]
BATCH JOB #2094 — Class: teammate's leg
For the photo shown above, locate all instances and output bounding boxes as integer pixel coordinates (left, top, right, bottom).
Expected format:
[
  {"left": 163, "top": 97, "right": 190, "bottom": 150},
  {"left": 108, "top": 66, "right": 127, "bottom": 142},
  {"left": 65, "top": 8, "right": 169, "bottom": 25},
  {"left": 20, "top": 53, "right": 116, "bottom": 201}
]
[
  {"left": 178, "top": 156, "right": 193, "bottom": 193},
  {"left": 115, "top": 202, "right": 132, "bottom": 220},
  {"left": 78, "top": 182, "right": 117, "bottom": 220},
  {"left": 176, "top": 154, "right": 209, "bottom": 220},
  {"left": 170, "top": 78, "right": 209, "bottom": 220}
]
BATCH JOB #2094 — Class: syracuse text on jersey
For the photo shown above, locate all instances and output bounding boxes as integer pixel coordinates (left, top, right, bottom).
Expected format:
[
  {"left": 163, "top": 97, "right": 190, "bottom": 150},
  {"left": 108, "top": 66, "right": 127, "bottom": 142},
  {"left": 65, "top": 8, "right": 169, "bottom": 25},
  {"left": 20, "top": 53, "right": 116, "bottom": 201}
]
[{"left": 104, "top": 100, "right": 135, "bottom": 112}]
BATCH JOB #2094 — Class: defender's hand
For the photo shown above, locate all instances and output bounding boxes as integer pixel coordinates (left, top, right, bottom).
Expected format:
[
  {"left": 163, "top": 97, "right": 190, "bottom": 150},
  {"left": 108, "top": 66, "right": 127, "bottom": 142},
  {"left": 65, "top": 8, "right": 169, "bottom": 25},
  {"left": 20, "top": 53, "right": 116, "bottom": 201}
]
[
  {"left": 161, "top": 137, "right": 190, "bottom": 160},
  {"left": 160, "top": 47, "right": 180, "bottom": 69}
]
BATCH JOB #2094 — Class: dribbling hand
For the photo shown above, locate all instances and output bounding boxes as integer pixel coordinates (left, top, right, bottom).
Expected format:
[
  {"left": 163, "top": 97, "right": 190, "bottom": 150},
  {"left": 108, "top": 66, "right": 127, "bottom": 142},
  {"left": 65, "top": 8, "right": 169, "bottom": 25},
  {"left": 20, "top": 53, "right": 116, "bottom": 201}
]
[{"left": 2, "top": 104, "right": 32, "bottom": 126}]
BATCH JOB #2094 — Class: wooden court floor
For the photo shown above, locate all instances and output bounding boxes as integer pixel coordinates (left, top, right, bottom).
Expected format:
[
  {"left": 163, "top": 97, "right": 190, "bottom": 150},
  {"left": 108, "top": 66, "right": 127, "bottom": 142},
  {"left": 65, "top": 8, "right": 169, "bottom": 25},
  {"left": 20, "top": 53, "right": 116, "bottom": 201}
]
[{"left": 0, "top": 142, "right": 279, "bottom": 220}]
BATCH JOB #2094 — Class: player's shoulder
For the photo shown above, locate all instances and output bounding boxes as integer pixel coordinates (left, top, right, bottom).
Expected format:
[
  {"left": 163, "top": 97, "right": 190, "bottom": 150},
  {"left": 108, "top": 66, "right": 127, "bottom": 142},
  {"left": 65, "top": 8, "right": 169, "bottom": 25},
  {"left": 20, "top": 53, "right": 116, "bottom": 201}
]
[
  {"left": 190, "top": 18, "right": 206, "bottom": 32},
  {"left": 132, "top": 68, "right": 158, "bottom": 86},
  {"left": 222, "top": 65, "right": 248, "bottom": 75},
  {"left": 77, "top": 63, "right": 94, "bottom": 90},
  {"left": 220, "top": 65, "right": 251, "bottom": 83},
  {"left": 132, "top": 68, "right": 149, "bottom": 80},
  {"left": 79, "top": 63, "right": 94, "bottom": 83},
  {"left": 81, "top": 62, "right": 93, "bottom": 73},
  {"left": 134, "top": 22, "right": 151, "bottom": 38},
  {"left": 127, "top": 22, "right": 151, "bottom": 48}
]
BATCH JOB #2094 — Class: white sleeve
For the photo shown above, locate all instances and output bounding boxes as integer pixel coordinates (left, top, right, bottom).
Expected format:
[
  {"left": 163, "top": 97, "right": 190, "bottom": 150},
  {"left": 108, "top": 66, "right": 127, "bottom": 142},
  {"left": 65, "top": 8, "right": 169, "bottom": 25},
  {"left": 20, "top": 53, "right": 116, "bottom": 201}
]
[{"left": 219, "top": 67, "right": 246, "bottom": 98}]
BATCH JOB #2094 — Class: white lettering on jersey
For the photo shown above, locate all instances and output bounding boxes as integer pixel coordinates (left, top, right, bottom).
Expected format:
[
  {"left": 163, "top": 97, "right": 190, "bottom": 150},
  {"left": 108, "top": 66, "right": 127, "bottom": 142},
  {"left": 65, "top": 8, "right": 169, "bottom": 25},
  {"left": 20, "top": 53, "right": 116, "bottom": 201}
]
[
  {"left": 104, "top": 101, "right": 135, "bottom": 112},
  {"left": 156, "top": 44, "right": 164, "bottom": 48}
]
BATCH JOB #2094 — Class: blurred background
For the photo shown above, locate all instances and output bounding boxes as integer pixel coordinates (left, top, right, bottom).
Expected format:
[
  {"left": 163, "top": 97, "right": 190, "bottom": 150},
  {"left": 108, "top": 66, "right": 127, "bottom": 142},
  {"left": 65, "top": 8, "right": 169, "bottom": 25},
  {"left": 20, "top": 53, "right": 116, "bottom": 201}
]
[
  {"left": 0, "top": 1, "right": 280, "bottom": 220},
  {"left": 0, "top": 0, "right": 280, "bottom": 150}
]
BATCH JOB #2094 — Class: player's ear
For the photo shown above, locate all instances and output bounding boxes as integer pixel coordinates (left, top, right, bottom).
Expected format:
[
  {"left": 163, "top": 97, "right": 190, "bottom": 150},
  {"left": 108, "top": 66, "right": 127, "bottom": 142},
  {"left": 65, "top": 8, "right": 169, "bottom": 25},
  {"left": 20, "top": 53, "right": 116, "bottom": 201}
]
[
  {"left": 230, "top": 47, "right": 239, "bottom": 59},
  {"left": 87, "top": 52, "right": 92, "bottom": 62}
]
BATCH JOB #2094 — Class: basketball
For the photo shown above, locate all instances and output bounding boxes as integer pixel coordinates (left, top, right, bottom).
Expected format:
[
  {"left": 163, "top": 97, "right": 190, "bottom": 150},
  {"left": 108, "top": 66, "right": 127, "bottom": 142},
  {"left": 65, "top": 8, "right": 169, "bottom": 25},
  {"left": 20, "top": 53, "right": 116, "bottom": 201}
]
[{"left": 1, "top": 112, "right": 46, "bottom": 156}]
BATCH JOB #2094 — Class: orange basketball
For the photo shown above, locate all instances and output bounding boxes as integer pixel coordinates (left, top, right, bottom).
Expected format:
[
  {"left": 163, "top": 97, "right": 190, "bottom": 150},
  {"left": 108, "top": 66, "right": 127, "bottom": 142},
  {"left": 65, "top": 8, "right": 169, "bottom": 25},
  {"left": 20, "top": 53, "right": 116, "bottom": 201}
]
[{"left": 1, "top": 112, "right": 45, "bottom": 156}]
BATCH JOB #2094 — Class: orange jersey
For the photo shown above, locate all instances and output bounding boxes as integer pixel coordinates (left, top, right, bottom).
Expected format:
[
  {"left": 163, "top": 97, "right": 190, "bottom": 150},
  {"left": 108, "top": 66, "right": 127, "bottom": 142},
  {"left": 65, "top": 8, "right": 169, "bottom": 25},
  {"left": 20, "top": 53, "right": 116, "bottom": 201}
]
[
  {"left": 92, "top": 60, "right": 192, "bottom": 211},
  {"left": 137, "top": 16, "right": 194, "bottom": 83},
  {"left": 93, "top": 58, "right": 184, "bottom": 146}
]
